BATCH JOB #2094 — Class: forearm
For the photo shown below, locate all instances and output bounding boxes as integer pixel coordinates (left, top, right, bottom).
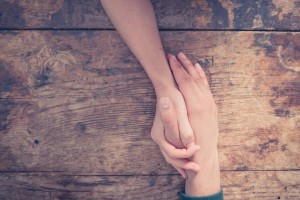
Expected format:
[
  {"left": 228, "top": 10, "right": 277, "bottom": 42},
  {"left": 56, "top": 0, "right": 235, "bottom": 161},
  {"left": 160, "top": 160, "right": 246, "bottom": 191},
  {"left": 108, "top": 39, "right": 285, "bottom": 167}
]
[
  {"left": 100, "top": 0, "right": 174, "bottom": 91},
  {"left": 185, "top": 150, "right": 221, "bottom": 196}
]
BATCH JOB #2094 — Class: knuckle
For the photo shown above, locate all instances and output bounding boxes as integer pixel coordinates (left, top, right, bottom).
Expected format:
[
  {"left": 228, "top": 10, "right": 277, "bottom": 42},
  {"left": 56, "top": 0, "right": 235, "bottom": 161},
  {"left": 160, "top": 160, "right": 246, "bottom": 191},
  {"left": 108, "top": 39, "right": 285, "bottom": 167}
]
[
  {"left": 181, "top": 132, "right": 194, "bottom": 143},
  {"left": 182, "top": 75, "right": 194, "bottom": 84},
  {"left": 194, "top": 77, "right": 202, "bottom": 83},
  {"left": 191, "top": 101, "right": 218, "bottom": 115},
  {"left": 167, "top": 150, "right": 176, "bottom": 159},
  {"left": 162, "top": 115, "right": 173, "bottom": 124}
]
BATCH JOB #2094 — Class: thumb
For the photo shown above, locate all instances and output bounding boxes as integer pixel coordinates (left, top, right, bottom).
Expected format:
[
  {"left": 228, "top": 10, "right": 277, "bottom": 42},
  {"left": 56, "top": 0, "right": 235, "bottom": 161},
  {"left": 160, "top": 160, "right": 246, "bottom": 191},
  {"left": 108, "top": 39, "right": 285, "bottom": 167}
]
[
  {"left": 159, "top": 97, "right": 176, "bottom": 125},
  {"left": 159, "top": 97, "right": 170, "bottom": 109},
  {"left": 160, "top": 97, "right": 197, "bottom": 149},
  {"left": 159, "top": 97, "right": 184, "bottom": 148}
]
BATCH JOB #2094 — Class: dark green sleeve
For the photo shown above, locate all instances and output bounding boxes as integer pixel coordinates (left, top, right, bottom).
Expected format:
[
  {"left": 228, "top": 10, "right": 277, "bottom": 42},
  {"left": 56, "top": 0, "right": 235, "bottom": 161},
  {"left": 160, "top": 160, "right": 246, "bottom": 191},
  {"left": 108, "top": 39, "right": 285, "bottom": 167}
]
[{"left": 179, "top": 189, "right": 223, "bottom": 200}]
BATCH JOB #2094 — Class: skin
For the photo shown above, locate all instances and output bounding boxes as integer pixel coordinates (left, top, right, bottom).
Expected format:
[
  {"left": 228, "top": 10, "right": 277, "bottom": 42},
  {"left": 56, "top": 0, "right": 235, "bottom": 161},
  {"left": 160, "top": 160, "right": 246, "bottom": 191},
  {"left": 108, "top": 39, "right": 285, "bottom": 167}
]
[
  {"left": 161, "top": 53, "right": 221, "bottom": 196},
  {"left": 100, "top": 0, "right": 200, "bottom": 175},
  {"left": 100, "top": 0, "right": 221, "bottom": 196}
]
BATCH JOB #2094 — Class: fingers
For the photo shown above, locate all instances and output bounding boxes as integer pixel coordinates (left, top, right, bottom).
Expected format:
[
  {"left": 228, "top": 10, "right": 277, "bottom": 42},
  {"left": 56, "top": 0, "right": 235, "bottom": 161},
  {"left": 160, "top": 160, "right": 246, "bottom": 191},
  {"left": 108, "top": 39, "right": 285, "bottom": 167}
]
[
  {"left": 159, "top": 97, "right": 182, "bottom": 148},
  {"left": 168, "top": 53, "right": 210, "bottom": 89},
  {"left": 170, "top": 157, "right": 200, "bottom": 172},
  {"left": 160, "top": 139, "right": 200, "bottom": 159},
  {"left": 151, "top": 115, "right": 200, "bottom": 159},
  {"left": 174, "top": 166, "right": 187, "bottom": 179},
  {"left": 159, "top": 96, "right": 195, "bottom": 148},
  {"left": 176, "top": 104, "right": 195, "bottom": 148},
  {"left": 177, "top": 52, "right": 199, "bottom": 80},
  {"left": 194, "top": 63, "right": 209, "bottom": 87},
  {"left": 168, "top": 54, "right": 191, "bottom": 87},
  {"left": 168, "top": 52, "right": 200, "bottom": 147},
  {"left": 161, "top": 149, "right": 200, "bottom": 173},
  {"left": 151, "top": 105, "right": 200, "bottom": 159},
  {"left": 168, "top": 54, "right": 200, "bottom": 108}
]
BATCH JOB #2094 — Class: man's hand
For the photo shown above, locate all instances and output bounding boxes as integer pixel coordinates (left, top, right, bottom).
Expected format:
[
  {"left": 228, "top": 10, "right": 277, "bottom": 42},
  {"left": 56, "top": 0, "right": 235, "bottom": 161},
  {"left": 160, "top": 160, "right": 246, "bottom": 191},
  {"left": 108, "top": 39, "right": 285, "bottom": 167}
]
[{"left": 167, "top": 52, "right": 221, "bottom": 196}]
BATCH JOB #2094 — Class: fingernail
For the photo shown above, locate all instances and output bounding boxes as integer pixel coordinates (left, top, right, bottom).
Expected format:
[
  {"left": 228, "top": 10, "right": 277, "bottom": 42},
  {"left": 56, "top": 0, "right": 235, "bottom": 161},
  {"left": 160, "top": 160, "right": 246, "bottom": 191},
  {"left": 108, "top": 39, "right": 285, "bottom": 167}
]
[
  {"left": 159, "top": 97, "right": 170, "bottom": 109},
  {"left": 195, "top": 63, "right": 201, "bottom": 68},
  {"left": 170, "top": 54, "right": 176, "bottom": 59}
]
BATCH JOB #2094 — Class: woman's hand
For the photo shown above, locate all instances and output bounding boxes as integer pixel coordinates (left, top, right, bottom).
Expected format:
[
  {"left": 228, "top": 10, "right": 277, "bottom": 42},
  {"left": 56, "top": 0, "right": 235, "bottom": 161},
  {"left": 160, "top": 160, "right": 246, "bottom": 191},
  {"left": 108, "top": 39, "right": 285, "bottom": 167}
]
[
  {"left": 100, "top": 0, "right": 201, "bottom": 179},
  {"left": 151, "top": 86, "right": 201, "bottom": 179},
  {"left": 155, "top": 86, "right": 197, "bottom": 148}
]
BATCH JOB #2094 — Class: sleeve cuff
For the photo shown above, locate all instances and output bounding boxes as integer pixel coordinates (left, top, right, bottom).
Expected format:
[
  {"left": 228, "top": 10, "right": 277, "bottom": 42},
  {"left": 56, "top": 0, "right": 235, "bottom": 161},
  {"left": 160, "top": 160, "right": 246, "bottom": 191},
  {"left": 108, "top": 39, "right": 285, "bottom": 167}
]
[{"left": 179, "top": 189, "right": 223, "bottom": 200}]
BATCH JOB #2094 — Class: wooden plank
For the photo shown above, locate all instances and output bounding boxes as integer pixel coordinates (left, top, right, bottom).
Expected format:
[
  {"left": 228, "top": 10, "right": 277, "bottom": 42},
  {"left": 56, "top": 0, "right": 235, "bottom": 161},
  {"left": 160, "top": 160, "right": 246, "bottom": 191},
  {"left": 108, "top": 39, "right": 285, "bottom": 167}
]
[
  {"left": 0, "top": 31, "right": 299, "bottom": 173},
  {"left": 0, "top": 0, "right": 299, "bottom": 30},
  {"left": 0, "top": 171, "right": 299, "bottom": 200}
]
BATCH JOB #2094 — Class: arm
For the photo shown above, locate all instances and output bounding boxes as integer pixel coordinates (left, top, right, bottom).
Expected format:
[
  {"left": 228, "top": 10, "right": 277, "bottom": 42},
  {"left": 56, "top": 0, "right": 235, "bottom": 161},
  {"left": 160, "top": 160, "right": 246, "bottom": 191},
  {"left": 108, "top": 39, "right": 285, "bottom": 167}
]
[
  {"left": 159, "top": 52, "right": 222, "bottom": 198},
  {"left": 168, "top": 53, "right": 221, "bottom": 196},
  {"left": 100, "top": 0, "right": 200, "bottom": 177},
  {"left": 100, "top": 0, "right": 173, "bottom": 89}
]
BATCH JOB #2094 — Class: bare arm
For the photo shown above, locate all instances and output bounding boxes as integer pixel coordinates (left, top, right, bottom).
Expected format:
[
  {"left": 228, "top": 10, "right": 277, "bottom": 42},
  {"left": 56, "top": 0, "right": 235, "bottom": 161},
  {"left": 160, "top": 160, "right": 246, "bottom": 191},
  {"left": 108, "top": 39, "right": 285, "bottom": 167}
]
[
  {"left": 100, "top": 0, "right": 199, "bottom": 178},
  {"left": 100, "top": 0, "right": 173, "bottom": 89}
]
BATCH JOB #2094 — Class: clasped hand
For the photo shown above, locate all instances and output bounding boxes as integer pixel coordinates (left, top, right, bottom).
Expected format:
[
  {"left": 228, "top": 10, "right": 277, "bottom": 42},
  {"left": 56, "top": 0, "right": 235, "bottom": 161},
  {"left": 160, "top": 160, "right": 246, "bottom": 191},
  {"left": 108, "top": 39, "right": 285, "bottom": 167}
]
[{"left": 151, "top": 52, "right": 219, "bottom": 180}]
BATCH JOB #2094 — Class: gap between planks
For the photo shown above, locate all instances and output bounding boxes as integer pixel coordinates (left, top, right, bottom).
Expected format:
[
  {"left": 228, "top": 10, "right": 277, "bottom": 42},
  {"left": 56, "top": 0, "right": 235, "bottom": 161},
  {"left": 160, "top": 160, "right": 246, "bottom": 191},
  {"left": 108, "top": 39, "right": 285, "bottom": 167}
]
[
  {"left": 0, "top": 28, "right": 300, "bottom": 32},
  {"left": 1, "top": 169, "right": 299, "bottom": 175}
]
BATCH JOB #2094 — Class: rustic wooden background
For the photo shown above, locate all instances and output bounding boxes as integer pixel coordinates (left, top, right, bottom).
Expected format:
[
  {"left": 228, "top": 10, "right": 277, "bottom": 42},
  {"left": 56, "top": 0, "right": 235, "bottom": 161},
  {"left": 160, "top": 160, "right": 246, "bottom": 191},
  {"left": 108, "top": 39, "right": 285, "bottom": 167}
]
[{"left": 0, "top": 0, "right": 299, "bottom": 199}]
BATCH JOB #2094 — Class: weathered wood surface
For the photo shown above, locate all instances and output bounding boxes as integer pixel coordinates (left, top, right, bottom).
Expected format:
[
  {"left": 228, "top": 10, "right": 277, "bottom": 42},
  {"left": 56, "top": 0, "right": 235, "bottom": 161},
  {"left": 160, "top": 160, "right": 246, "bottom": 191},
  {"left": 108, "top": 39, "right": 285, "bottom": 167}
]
[
  {"left": 0, "top": 171, "right": 299, "bottom": 200},
  {"left": 0, "top": 31, "right": 299, "bottom": 174},
  {"left": 0, "top": 0, "right": 299, "bottom": 30},
  {"left": 1, "top": 0, "right": 300, "bottom": 197}
]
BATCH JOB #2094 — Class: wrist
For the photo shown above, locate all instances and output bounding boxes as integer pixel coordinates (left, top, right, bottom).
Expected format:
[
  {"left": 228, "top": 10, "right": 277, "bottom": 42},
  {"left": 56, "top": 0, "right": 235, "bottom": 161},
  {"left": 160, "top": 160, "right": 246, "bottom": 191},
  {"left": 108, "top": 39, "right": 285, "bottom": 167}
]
[
  {"left": 153, "top": 80, "right": 177, "bottom": 97},
  {"left": 185, "top": 151, "right": 221, "bottom": 196},
  {"left": 144, "top": 62, "right": 177, "bottom": 95}
]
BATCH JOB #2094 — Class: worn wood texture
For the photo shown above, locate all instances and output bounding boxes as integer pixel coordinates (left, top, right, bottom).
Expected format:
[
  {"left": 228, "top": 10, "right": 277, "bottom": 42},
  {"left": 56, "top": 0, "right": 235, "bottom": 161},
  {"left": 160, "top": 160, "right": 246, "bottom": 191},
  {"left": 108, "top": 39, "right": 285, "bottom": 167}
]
[
  {"left": 0, "top": 171, "right": 299, "bottom": 200},
  {"left": 0, "top": 31, "right": 299, "bottom": 174},
  {"left": 0, "top": 0, "right": 299, "bottom": 30},
  {"left": 1, "top": 0, "right": 300, "bottom": 197}
]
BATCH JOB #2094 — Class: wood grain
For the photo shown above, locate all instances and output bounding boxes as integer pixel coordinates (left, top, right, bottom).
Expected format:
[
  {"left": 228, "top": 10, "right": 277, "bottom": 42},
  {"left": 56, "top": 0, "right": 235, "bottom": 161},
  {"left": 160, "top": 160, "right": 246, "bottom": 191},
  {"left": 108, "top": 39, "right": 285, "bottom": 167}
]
[
  {"left": 0, "top": 0, "right": 299, "bottom": 30},
  {"left": 0, "top": 31, "right": 299, "bottom": 174},
  {"left": 1, "top": 0, "right": 299, "bottom": 198},
  {"left": 0, "top": 171, "right": 299, "bottom": 200}
]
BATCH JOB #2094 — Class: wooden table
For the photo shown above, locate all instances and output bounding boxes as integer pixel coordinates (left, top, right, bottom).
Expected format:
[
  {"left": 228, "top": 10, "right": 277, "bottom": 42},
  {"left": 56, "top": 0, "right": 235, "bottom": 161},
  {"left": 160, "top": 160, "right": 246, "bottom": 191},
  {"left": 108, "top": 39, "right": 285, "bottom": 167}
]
[{"left": 0, "top": 0, "right": 299, "bottom": 199}]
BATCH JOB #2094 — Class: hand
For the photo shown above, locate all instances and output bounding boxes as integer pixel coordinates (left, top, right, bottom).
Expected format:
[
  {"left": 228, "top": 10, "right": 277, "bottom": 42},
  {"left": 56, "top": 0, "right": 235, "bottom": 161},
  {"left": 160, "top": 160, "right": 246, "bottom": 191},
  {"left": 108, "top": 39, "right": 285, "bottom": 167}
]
[
  {"left": 151, "top": 86, "right": 201, "bottom": 179},
  {"left": 168, "top": 52, "right": 221, "bottom": 196},
  {"left": 155, "top": 86, "right": 196, "bottom": 148}
]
